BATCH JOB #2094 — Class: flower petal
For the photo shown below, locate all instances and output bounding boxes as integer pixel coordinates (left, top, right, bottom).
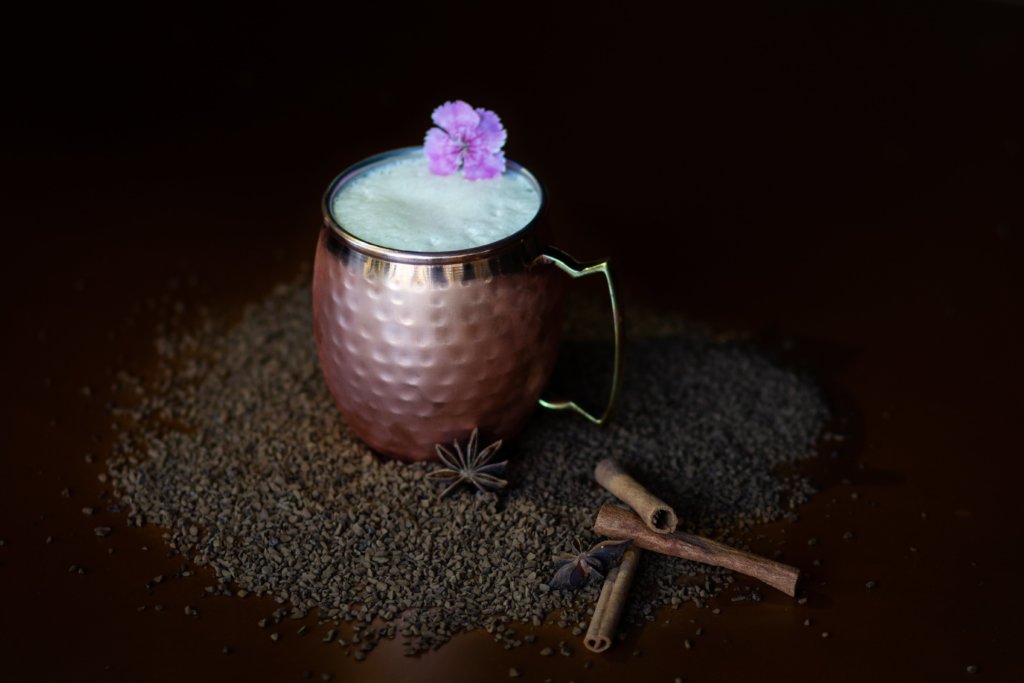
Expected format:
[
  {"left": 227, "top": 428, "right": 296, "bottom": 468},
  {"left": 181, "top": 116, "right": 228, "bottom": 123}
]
[
  {"left": 424, "top": 127, "right": 461, "bottom": 176},
  {"left": 431, "top": 100, "right": 480, "bottom": 137},
  {"left": 461, "top": 148, "right": 505, "bottom": 180},
  {"left": 472, "top": 108, "right": 507, "bottom": 153}
]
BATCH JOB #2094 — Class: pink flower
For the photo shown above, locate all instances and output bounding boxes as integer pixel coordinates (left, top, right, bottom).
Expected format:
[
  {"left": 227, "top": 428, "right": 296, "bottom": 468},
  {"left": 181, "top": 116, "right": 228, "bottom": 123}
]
[{"left": 424, "top": 100, "right": 507, "bottom": 180}]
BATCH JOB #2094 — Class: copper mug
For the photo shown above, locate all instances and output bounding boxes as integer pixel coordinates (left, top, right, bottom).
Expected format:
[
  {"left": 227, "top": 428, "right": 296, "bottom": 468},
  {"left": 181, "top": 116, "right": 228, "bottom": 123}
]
[{"left": 312, "top": 147, "right": 622, "bottom": 462}]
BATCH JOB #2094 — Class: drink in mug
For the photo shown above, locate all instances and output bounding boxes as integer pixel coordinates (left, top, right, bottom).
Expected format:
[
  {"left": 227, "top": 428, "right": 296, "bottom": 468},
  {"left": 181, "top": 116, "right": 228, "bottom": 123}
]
[
  {"left": 331, "top": 151, "right": 542, "bottom": 252},
  {"left": 313, "top": 147, "right": 621, "bottom": 462}
]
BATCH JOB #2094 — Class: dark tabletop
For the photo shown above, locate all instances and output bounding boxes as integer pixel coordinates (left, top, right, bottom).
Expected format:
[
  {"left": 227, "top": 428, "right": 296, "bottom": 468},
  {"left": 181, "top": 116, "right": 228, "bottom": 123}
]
[{"left": 2, "top": 2, "right": 1023, "bottom": 681}]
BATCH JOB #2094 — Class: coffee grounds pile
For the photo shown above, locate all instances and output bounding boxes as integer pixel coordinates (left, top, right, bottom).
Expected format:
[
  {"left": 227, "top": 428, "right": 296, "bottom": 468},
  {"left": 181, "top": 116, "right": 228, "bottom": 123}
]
[{"left": 108, "top": 280, "right": 827, "bottom": 654}]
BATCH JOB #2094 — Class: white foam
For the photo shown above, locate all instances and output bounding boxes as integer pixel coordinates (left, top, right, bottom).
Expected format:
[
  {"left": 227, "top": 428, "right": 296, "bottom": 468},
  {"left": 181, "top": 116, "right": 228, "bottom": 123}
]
[{"left": 331, "top": 153, "right": 541, "bottom": 252}]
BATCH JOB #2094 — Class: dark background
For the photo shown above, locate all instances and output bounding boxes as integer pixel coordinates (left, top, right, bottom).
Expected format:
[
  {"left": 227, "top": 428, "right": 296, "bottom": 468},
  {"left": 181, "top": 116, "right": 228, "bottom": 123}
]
[
  {"left": 2, "top": 1, "right": 1023, "bottom": 681},
  {"left": 6, "top": 0, "right": 1022, "bottom": 288}
]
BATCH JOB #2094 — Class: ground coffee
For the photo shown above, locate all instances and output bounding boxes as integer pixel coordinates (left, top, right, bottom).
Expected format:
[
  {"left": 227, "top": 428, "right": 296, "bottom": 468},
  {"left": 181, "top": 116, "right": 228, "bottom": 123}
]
[{"left": 108, "top": 279, "right": 827, "bottom": 654}]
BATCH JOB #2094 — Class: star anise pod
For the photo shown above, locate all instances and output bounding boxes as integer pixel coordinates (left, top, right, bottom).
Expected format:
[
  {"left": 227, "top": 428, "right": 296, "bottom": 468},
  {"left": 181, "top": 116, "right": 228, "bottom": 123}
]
[
  {"left": 549, "top": 538, "right": 631, "bottom": 590},
  {"left": 426, "top": 428, "right": 508, "bottom": 498}
]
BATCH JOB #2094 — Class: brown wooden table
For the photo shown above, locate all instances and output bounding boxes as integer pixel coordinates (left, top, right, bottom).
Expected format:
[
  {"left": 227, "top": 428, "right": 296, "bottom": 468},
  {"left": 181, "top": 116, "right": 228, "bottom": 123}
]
[{"left": 2, "top": 3, "right": 1022, "bottom": 680}]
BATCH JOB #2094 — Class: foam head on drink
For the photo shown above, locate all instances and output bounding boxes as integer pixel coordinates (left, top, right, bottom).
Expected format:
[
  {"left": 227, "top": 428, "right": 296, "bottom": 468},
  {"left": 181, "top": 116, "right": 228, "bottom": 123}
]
[{"left": 331, "top": 151, "right": 541, "bottom": 253}]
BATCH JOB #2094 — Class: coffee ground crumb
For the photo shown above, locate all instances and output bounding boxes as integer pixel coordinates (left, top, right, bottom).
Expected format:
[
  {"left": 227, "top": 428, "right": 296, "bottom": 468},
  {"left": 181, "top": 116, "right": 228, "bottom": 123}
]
[{"left": 107, "top": 279, "right": 828, "bottom": 655}]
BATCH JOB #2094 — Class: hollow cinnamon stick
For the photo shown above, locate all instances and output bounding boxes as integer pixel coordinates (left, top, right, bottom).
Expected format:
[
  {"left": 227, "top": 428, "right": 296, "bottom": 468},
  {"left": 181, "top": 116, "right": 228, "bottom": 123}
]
[
  {"left": 594, "top": 458, "right": 679, "bottom": 534},
  {"left": 584, "top": 547, "right": 641, "bottom": 653},
  {"left": 593, "top": 504, "right": 800, "bottom": 597}
]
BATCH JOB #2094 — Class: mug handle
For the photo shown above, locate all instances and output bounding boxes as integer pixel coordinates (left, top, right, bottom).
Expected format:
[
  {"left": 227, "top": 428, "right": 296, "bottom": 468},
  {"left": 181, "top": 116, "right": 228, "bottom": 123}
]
[{"left": 532, "top": 246, "right": 624, "bottom": 425}]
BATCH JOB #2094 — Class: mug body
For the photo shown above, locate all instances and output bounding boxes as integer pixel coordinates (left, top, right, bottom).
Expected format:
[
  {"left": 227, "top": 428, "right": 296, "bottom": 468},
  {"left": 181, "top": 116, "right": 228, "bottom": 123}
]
[{"left": 313, "top": 149, "right": 565, "bottom": 461}]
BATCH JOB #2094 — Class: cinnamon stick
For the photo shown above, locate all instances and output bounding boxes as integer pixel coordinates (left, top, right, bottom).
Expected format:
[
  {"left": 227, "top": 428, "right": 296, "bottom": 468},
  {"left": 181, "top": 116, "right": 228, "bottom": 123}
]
[
  {"left": 593, "top": 504, "right": 800, "bottom": 597},
  {"left": 584, "top": 547, "right": 641, "bottom": 653},
  {"left": 594, "top": 458, "right": 678, "bottom": 534}
]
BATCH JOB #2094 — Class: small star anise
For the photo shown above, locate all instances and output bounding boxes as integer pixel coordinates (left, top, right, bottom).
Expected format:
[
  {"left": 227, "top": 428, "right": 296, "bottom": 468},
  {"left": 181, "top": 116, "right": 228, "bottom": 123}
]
[
  {"left": 549, "top": 538, "right": 631, "bottom": 590},
  {"left": 426, "top": 428, "right": 508, "bottom": 498}
]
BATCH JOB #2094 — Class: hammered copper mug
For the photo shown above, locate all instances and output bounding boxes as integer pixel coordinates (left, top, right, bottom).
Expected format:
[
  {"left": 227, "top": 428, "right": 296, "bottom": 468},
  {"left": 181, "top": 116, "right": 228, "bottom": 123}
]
[{"left": 312, "top": 147, "right": 622, "bottom": 462}]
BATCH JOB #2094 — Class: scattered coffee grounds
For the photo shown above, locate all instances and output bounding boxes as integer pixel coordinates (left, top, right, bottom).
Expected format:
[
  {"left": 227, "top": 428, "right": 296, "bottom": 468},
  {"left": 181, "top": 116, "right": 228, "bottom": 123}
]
[{"left": 108, "top": 279, "right": 827, "bottom": 654}]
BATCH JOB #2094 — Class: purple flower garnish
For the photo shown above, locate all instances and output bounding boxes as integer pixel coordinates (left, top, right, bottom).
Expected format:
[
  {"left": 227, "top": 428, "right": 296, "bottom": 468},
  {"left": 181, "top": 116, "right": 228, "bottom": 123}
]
[{"left": 424, "top": 100, "right": 507, "bottom": 180}]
